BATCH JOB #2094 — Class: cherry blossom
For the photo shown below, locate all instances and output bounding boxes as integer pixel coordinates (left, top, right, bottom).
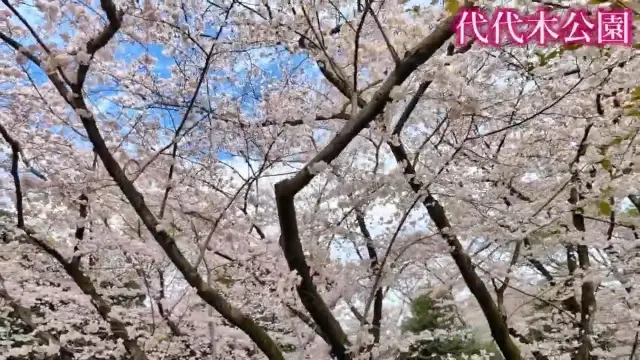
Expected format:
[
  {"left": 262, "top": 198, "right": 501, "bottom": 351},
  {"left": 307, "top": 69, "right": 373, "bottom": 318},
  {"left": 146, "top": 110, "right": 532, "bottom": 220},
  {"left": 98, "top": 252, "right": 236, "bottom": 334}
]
[{"left": 0, "top": 0, "right": 639, "bottom": 360}]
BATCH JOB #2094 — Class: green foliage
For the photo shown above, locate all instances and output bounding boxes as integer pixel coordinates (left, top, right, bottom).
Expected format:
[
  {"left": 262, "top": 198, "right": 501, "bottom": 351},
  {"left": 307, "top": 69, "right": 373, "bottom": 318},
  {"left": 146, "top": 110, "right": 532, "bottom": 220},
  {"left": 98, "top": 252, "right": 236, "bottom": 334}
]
[
  {"left": 402, "top": 294, "right": 500, "bottom": 359},
  {"left": 599, "top": 157, "right": 612, "bottom": 172},
  {"left": 532, "top": 44, "right": 587, "bottom": 71},
  {"left": 599, "top": 200, "right": 613, "bottom": 217},
  {"left": 535, "top": 49, "right": 560, "bottom": 67},
  {"left": 407, "top": 5, "right": 421, "bottom": 14},
  {"left": 0, "top": 209, "right": 13, "bottom": 219},
  {"left": 627, "top": 207, "right": 640, "bottom": 217},
  {"left": 444, "top": 0, "right": 460, "bottom": 14},
  {"left": 402, "top": 295, "right": 455, "bottom": 333}
]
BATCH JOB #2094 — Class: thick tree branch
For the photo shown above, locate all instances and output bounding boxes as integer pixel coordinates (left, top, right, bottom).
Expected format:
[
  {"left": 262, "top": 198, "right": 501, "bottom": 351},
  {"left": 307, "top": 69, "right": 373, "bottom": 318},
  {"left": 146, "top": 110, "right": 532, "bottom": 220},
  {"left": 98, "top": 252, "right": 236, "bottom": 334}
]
[
  {"left": 0, "top": 4, "right": 283, "bottom": 360},
  {"left": 276, "top": 15, "right": 455, "bottom": 196},
  {"left": 355, "top": 210, "right": 383, "bottom": 354},
  {"left": 32, "top": 232, "right": 147, "bottom": 360},
  {"left": 75, "top": 97, "right": 285, "bottom": 360},
  {"left": 17, "top": 230, "right": 149, "bottom": 360},
  {"left": 0, "top": 124, "right": 24, "bottom": 228},
  {"left": 567, "top": 123, "right": 595, "bottom": 360},
  {"left": 2, "top": 2, "right": 286, "bottom": 358},
  {"left": 392, "top": 80, "right": 432, "bottom": 135},
  {"left": 373, "top": 34, "right": 521, "bottom": 357},
  {"left": 306, "top": 13, "right": 519, "bottom": 357},
  {"left": 75, "top": 0, "right": 124, "bottom": 91},
  {"left": 70, "top": 194, "right": 89, "bottom": 268},
  {"left": 386, "top": 139, "right": 521, "bottom": 360},
  {"left": 0, "top": 154, "right": 146, "bottom": 359},
  {"left": 274, "top": 15, "right": 456, "bottom": 360}
]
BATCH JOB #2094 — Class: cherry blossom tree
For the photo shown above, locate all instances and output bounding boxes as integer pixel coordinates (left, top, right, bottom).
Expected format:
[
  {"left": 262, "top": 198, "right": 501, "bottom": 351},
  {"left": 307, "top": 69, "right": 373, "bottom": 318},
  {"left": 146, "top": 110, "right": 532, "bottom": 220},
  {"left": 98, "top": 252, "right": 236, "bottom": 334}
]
[{"left": 1, "top": 0, "right": 640, "bottom": 359}]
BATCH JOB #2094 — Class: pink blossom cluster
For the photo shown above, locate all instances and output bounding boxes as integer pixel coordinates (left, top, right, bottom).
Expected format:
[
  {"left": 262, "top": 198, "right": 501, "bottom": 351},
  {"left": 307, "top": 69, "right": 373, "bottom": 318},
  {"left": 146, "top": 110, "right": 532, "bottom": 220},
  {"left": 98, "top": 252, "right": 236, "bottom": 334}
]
[{"left": 454, "top": 7, "right": 633, "bottom": 47}]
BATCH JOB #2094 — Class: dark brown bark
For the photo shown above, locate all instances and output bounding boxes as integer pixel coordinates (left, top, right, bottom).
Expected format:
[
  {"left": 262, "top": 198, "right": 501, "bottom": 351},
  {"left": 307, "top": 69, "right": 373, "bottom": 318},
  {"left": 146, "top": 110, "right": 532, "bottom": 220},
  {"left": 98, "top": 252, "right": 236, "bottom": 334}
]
[
  {"left": 0, "top": 123, "right": 146, "bottom": 359},
  {"left": 0, "top": 124, "right": 25, "bottom": 228},
  {"left": 356, "top": 210, "right": 383, "bottom": 353},
  {"left": 567, "top": 124, "right": 595, "bottom": 360},
  {"left": 70, "top": 194, "right": 89, "bottom": 268},
  {"left": 0, "top": 126, "right": 78, "bottom": 359},
  {"left": 386, "top": 141, "right": 521, "bottom": 360},
  {"left": 33, "top": 236, "right": 149, "bottom": 360},
  {"left": 0, "top": 2, "right": 286, "bottom": 359},
  {"left": 309, "top": 16, "right": 520, "bottom": 357},
  {"left": 274, "top": 15, "right": 456, "bottom": 360},
  {"left": 77, "top": 99, "right": 285, "bottom": 360}
]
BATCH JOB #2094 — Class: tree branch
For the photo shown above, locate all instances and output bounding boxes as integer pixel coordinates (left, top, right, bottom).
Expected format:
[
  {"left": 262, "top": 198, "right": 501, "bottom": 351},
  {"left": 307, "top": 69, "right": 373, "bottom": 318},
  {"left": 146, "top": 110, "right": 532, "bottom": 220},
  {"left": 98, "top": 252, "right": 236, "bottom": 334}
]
[
  {"left": 392, "top": 80, "right": 432, "bottom": 136},
  {"left": 286, "top": 304, "right": 329, "bottom": 344},
  {"left": 567, "top": 124, "right": 595, "bottom": 360},
  {"left": 0, "top": 124, "right": 24, "bottom": 228},
  {"left": 70, "top": 194, "right": 89, "bottom": 268},
  {"left": 355, "top": 210, "right": 383, "bottom": 354},
  {"left": 274, "top": 15, "right": 456, "bottom": 360},
  {"left": 367, "top": 1, "right": 400, "bottom": 65},
  {"left": 75, "top": 88, "right": 285, "bottom": 360},
  {"left": 75, "top": 0, "right": 124, "bottom": 91},
  {"left": 20, "top": 230, "right": 149, "bottom": 360},
  {"left": 387, "top": 139, "right": 521, "bottom": 359},
  {"left": 0, "top": 148, "right": 146, "bottom": 359},
  {"left": 309, "top": 14, "right": 520, "bottom": 356},
  {"left": 1, "top": 1, "right": 286, "bottom": 358}
]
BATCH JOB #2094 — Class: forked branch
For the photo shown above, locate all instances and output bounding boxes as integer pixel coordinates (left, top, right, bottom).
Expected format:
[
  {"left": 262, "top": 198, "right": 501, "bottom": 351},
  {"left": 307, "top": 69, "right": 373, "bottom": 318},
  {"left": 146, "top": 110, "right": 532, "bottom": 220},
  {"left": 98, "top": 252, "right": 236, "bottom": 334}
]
[
  {"left": 274, "top": 14, "right": 457, "bottom": 360},
  {"left": 0, "top": 123, "right": 147, "bottom": 359},
  {"left": 0, "top": 2, "right": 286, "bottom": 360}
]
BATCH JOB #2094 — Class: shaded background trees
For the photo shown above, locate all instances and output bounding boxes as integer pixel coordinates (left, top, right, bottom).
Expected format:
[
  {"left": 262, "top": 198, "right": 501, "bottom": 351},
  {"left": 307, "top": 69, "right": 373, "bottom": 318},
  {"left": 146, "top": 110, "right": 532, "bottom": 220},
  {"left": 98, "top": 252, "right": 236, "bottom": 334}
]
[{"left": 402, "top": 293, "right": 500, "bottom": 360}]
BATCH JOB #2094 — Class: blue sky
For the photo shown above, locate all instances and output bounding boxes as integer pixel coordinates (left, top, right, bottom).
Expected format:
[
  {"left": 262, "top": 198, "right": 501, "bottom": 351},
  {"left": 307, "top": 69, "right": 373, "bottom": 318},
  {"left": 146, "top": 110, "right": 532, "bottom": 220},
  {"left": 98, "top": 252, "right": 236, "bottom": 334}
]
[
  {"left": 9, "top": 0, "right": 320, "bottom": 164},
  {"left": 8, "top": 0, "right": 448, "bottom": 171},
  {"left": 9, "top": 0, "right": 461, "bottom": 255},
  {"left": 5, "top": 0, "right": 498, "bottom": 264},
  {"left": 1, "top": 0, "right": 550, "bottom": 336},
  {"left": 10, "top": 2, "right": 640, "bottom": 343}
]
